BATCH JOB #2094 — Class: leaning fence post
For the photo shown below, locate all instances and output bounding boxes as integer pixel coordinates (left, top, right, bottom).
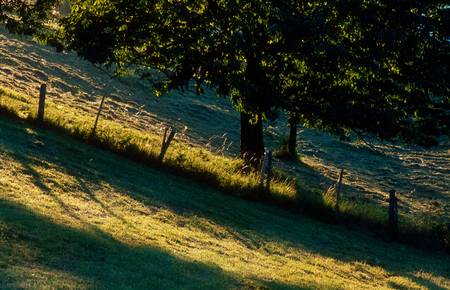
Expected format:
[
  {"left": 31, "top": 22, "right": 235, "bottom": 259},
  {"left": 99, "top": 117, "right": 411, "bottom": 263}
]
[
  {"left": 37, "top": 84, "right": 46, "bottom": 122},
  {"left": 159, "top": 126, "right": 175, "bottom": 161},
  {"left": 92, "top": 95, "right": 106, "bottom": 136},
  {"left": 161, "top": 127, "right": 168, "bottom": 150},
  {"left": 388, "top": 189, "right": 398, "bottom": 237},
  {"left": 265, "top": 150, "right": 273, "bottom": 192},
  {"left": 335, "top": 168, "right": 344, "bottom": 214}
]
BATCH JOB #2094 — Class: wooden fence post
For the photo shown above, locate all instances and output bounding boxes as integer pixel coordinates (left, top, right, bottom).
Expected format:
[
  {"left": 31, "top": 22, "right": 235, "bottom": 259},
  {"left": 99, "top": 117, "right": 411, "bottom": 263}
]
[
  {"left": 388, "top": 189, "right": 398, "bottom": 237},
  {"left": 265, "top": 150, "right": 273, "bottom": 192},
  {"left": 335, "top": 168, "right": 344, "bottom": 214},
  {"left": 259, "top": 150, "right": 273, "bottom": 191},
  {"left": 92, "top": 95, "right": 106, "bottom": 136},
  {"left": 37, "top": 84, "right": 46, "bottom": 122},
  {"left": 159, "top": 126, "right": 175, "bottom": 161},
  {"left": 161, "top": 127, "right": 168, "bottom": 151},
  {"left": 259, "top": 150, "right": 268, "bottom": 187}
]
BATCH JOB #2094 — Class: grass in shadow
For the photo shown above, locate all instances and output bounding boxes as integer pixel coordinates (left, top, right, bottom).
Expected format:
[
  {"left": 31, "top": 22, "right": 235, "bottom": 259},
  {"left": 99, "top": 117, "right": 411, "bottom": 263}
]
[
  {"left": 0, "top": 114, "right": 449, "bottom": 289},
  {"left": 0, "top": 200, "right": 267, "bottom": 289},
  {"left": 0, "top": 85, "right": 449, "bottom": 255}
]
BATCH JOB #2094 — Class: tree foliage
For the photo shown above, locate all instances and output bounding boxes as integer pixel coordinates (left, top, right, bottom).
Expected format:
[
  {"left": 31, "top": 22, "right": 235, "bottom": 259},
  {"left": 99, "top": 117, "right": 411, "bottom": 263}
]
[
  {"left": 281, "top": 1, "right": 449, "bottom": 144},
  {"left": 57, "top": 1, "right": 450, "bottom": 156},
  {"left": 63, "top": 0, "right": 289, "bottom": 158},
  {"left": 0, "top": 0, "right": 62, "bottom": 34}
]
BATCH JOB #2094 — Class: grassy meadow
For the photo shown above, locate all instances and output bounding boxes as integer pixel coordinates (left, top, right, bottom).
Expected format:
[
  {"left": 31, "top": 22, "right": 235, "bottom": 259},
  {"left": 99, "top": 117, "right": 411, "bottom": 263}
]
[
  {"left": 2, "top": 81, "right": 450, "bottom": 253},
  {"left": 0, "top": 84, "right": 295, "bottom": 197},
  {"left": 0, "top": 28, "right": 448, "bottom": 222},
  {"left": 0, "top": 26, "right": 449, "bottom": 252},
  {"left": 0, "top": 114, "right": 449, "bottom": 289},
  {"left": 0, "top": 23, "right": 449, "bottom": 289}
]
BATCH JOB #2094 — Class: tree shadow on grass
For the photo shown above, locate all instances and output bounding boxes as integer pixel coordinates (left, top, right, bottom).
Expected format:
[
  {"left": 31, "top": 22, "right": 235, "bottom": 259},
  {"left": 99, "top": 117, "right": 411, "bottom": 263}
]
[
  {"left": 0, "top": 200, "right": 256, "bottom": 289},
  {"left": 0, "top": 115, "right": 449, "bottom": 289},
  {"left": 2, "top": 28, "right": 447, "bottom": 219},
  {"left": 267, "top": 116, "right": 448, "bottom": 221},
  {"left": 295, "top": 130, "right": 449, "bottom": 212}
]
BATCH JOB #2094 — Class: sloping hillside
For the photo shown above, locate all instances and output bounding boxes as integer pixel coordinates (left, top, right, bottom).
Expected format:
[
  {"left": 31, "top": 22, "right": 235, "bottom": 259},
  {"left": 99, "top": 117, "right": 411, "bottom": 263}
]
[
  {"left": 0, "top": 115, "right": 449, "bottom": 289},
  {"left": 0, "top": 28, "right": 448, "bottom": 222}
]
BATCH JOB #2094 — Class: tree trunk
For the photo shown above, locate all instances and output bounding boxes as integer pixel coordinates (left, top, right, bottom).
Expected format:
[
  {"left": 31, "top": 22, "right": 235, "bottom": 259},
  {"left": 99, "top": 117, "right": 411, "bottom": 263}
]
[
  {"left": 288, "top": 117, "right": 298, "bottom": 157},
  {"left": 240, "top": 112, "right": 264, "bottom": 163}
]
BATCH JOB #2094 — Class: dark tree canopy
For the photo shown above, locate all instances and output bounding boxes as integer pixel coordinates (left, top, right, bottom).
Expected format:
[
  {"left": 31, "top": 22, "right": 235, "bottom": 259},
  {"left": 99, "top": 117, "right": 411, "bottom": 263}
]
[
  {"left": 0, "top": 0, "right": 62, "bottom": 34},
  {"left": 281, "top": 1, "right": 449, "bottom": 144},
  {"left": 58, "top": 1, "right": 450, "bottom": 156},
  {"left": 63, "top": 0, "right": 291, "bottom": 159}
]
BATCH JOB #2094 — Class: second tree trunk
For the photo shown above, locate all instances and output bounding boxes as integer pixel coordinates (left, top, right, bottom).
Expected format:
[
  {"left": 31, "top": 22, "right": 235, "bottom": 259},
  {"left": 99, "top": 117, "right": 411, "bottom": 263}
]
[{"left": 288, "top": 116, "right": 298, "bottom": 157}]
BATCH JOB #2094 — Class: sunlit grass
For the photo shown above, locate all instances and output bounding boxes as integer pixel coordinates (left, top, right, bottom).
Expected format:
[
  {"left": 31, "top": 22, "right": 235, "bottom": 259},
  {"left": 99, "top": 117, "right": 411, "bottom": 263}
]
[
  {"left": 0, "top": 85, "right": 449, "bottom": 253},
  {"left": 0, "top": 85, "right": 296, "bottom": 199},
  {"left": 0, "top": 114, "right": 449, "bottom": 289}
]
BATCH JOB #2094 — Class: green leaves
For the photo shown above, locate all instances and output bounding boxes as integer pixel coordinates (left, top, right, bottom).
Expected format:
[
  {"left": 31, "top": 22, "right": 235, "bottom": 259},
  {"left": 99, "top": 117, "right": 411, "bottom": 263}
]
[
  {"left": 60, "top": 0, "right": 449, "bottom": 145},
  {"left": 0, "top": 0, "right": 62, "bottom": 34}
]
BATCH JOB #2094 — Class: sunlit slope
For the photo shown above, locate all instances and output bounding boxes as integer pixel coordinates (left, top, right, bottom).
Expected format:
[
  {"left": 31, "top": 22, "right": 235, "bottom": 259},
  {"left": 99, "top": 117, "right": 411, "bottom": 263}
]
[
  {"left": 0, "top": 116, "right": 448, "bottom": 289},
  {"left": 0, "top": 27, "right": 241, "bottom": 150},
  {"left": 0, "top": 28, "right": 448, "bottom": 222}
]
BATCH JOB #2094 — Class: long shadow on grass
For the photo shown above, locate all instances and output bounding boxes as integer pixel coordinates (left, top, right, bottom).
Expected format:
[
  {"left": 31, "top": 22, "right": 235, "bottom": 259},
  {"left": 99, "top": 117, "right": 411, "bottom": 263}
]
[
  {"left": 294, "top": 129, "right": 449, "bottom": 212},
  {"left": 0, "top": 200, "right": 264, "bottom": 289},
  {"left": 0, "top": 115, "right": 449, "bottom": 289}
]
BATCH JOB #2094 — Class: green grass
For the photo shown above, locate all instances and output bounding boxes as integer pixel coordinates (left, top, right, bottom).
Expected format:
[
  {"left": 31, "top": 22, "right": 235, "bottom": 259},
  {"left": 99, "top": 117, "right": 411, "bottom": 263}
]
[
  {"left": 0, "top": 114, "right": 449, "bottom": 289},
  {"left": 0, "top": 85, "right": 449, "bottom": 254},
  {"left": 2, "top": 26, "right": 449, "bottom": 251},
  {"left": 0, "top": 85, "right": 296, "bottom": 197}
]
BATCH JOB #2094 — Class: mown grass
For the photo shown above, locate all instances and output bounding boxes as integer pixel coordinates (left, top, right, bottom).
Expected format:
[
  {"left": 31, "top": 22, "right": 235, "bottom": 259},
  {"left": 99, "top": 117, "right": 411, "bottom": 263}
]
[
  {"left": 0, "top": 85, "right": 449, "bottom": 254},
  {"left": 0, "top": 114, "right": 449, "bottom": 289}
]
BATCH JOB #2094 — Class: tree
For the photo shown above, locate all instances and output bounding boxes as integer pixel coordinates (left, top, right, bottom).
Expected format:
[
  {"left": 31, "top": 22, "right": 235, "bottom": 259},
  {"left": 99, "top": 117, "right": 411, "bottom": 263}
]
[
  {"left": 280, "top": 0, "right": 449, "bottom": 150},
  {"left": 61, "top": 0, "right": 278, "bottom": 161},
  {"left": 0, "top": 0, "right": 61, "bottom": 34},
  {"left": 61, "top": 0, "right": 448, "bottom": 162},
  {"left": 62, "top": 0, "right": 330, "bottom": 162}
]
